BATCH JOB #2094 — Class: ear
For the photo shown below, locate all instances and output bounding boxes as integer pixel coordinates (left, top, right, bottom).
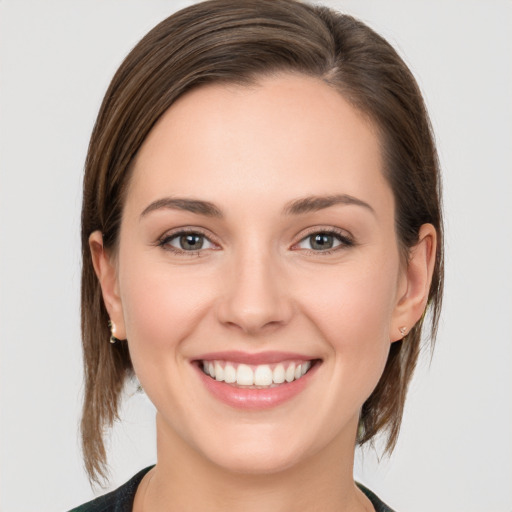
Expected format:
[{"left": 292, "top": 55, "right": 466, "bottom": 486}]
[
  {"left": 391, "top": 223, "right": 437, "bottom": 342},
  {"left": 89, "top": 230, "right": 126, "bottom": 340}
]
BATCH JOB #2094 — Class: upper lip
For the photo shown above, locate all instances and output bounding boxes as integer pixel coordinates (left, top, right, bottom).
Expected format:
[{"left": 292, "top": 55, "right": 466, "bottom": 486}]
[{"left": 193, "top": 351, "right": 317, "bottom": 365}]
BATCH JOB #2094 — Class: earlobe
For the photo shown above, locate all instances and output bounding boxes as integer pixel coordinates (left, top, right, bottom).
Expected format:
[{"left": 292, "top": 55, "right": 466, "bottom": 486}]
[
  {"left": 89, "top": 230, "right": 126, "bottom": 340},
  {"left": 391, "top": 223, "right": 437, "bottom": 342}
]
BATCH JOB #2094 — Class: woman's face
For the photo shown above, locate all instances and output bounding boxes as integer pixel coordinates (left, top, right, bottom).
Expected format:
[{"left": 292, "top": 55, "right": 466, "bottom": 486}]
[{"left": 103, "top": 74, "right": 416, "bottom": 474}]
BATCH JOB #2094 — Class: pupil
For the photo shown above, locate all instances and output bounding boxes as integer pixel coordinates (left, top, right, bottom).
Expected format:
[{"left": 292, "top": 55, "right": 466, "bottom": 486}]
[
  {"left": 181, "top": 234, "right": 203, "bottom": 250},
  {"left": 311, "top": 233, "right": 333, "bottom": 250}
]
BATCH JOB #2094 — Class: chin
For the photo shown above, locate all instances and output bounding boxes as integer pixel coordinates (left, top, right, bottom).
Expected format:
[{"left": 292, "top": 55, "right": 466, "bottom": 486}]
[{"left": 204, "top": 439, "right": 304, "bottom": 476}]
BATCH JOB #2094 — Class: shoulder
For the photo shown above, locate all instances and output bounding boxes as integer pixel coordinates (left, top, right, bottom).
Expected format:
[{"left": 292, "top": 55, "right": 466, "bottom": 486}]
[
  {"left": 357, "top": 482, "right": 396, "bottom": 512},
  {"left": 68, "top": 466, "right": 154, "bottom": 512}
]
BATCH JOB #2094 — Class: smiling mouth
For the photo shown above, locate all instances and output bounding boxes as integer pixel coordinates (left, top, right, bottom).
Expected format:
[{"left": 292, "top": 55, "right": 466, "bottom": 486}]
[{"left": 199, "top": 360, "right": 318, "bottom": 389}]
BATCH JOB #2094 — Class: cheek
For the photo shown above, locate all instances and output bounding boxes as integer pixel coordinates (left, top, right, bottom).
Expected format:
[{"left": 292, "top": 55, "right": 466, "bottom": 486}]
[
  {"left": 296, "top": 257, "right": 399, "bottom": 390},
  {"left": 117, "top": 255, "right": 216, "bottom": 371},
  {"left": 301, "top": 260, "right": 397, "bottom": 340}
]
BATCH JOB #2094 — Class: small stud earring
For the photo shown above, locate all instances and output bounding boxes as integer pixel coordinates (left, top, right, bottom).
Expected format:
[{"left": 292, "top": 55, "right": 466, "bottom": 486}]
[
  {"left": 399, "top": 326, "right": 407, "bottom": 336},
  {"left": 109, "top": 320, "right": 121, "bottom": 344}
]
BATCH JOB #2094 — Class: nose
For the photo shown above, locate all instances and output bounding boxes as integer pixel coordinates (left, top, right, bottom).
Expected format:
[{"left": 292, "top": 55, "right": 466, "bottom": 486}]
[{"left": 216, "top": 249, "right": 293, "bottom": 335}]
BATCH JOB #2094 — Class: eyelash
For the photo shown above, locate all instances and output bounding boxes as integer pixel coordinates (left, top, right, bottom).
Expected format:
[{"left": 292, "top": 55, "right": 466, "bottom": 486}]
[
  {"left": 157, "top": 227, "right": 354, "bottom": 256},
  {"left": 293, "top": 228, "right": 354, "bottom": 255},
  {"left": 157, "top": 228, "right": 217, "bottom": 256}
]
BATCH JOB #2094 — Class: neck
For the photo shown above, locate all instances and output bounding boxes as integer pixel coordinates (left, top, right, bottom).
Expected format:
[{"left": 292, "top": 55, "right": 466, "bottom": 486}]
[{"left": 138, "top": 413, "right": 371, "bottom": 512}]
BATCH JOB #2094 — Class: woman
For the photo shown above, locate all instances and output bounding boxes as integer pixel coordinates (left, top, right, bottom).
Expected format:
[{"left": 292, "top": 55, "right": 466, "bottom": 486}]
[{"left": 71, "top": 0, "right": 443, "bottom": 510}]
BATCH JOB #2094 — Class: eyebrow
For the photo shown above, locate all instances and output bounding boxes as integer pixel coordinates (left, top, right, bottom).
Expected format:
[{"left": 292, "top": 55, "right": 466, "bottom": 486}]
[
  {"left": 283, "top": 194, "right": 375, "bottom": 216},
  {"left": 140, "top": 197, "right": 223, "bottom": 219},
  {"left": 139, "top": 193, "right": 374, "bottom": 220}
]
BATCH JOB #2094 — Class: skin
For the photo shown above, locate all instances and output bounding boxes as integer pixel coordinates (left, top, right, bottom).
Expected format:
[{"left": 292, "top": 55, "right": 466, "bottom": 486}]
[{"left": 91, "top": 74, "right": 436, "bottom": 512}]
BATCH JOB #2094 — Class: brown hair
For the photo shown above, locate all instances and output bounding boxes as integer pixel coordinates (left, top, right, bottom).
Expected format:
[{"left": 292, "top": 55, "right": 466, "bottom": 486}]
[{"left": 81, "top": 0, "right": 443, "bottom": 484}]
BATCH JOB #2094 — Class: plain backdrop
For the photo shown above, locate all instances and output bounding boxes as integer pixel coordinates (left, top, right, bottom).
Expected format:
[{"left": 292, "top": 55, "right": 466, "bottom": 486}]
[{"left": 1, "top": 1, "right": 511, "bottom": 511}]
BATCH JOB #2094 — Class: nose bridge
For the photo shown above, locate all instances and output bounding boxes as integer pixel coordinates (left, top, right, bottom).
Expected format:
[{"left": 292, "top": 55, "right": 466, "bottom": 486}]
[{"left": 217, "top": 241, "right": 292, "bottom": 334}]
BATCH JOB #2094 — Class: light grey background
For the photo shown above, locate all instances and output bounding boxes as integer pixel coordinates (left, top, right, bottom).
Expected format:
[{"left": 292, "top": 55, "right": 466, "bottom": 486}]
[{"left": 1, "top": 1, "right": 511, "bottom": 511}]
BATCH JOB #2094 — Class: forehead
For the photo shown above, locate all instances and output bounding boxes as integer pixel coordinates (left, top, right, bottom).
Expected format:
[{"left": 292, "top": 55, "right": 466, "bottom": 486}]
[{"left": 127, "top": 73, "right": 390, "bottom": 216}]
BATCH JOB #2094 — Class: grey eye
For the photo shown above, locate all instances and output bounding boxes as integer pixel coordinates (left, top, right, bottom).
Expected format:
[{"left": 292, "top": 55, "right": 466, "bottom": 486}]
[
  {"left": 165, "top": 232, "right": 215, "bottom": 251},
  {"left": 178, "top": 233, "right": 204, "bottom": 250},
  {"left": 310, "top": 233, "right": 335, "bottom": 250},
  {"left": 296, "top": 232, "right": 345, "bottom": 251}
]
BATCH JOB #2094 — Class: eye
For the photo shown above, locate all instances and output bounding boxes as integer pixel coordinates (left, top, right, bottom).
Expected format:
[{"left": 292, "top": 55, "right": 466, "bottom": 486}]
[
  {"left": 159, "top": 231, "right": 216, "bottom": 253},
  {"left": 295, "top": 231, "right": 353, "bottom": 252}
]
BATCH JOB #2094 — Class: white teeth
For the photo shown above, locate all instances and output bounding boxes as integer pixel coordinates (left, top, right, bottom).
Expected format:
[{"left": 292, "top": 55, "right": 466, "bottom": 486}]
[
  {"left": 236, "top": 364, "right": 254, "bottom": 385},
  {"left": 273, "top": 364, "right": 285, "bottom": 384},
  {"left": 214, "top": 361, "right": 224, "bottom": 381},
  {"left": 285, "top": 363, "right": 296, "bottom": 383},
  {"left": 202, "top": 360, "right": 313, "bottom": 386},
  {"left": 224, "top": 363, "right": 236, "bottom": 383},
  {"left": 254, "top": 365, "right": 273, "bottom": 386}
]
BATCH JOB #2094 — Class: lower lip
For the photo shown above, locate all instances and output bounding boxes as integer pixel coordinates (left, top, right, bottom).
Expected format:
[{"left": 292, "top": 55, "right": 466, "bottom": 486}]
[{"left": 194, "top": 362, "right": 319, "bottom": 410}]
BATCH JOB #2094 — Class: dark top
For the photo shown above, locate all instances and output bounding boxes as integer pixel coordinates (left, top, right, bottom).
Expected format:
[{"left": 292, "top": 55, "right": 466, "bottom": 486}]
[{"left": 68, "top": 466, "right": 395, "bottom": 512}]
